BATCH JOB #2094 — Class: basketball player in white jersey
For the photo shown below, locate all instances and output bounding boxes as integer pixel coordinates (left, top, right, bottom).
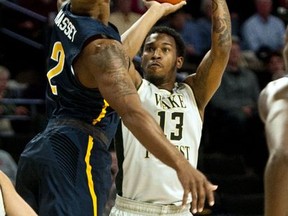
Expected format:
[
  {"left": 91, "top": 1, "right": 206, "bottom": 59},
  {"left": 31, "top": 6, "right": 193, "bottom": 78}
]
[
  {"left": 258, "top": 26, "right": 288, "bottom": 216},
  {"left": 110, "top": 0, "right": 232, "bottom": 215},
  {"left": 0, "top": 170, "right": 37, "bottom": 216}
]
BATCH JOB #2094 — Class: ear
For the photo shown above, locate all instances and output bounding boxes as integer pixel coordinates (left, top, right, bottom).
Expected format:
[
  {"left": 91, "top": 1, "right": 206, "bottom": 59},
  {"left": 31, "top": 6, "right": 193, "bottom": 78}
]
[{"left": 176, "top": 56, "right": 184, "bottom": 69}]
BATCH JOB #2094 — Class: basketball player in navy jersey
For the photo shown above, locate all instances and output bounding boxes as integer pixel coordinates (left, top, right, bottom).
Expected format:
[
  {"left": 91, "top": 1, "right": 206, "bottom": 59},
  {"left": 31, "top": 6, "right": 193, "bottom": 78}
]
[
  {"left": 110, "top": 0, "right": 232, "bottom": 215},
  {"left": 15, "top": 0, "right": 218, "bottom": 215},
  {"left": 258, "top": 26, "right": 288, "bottom": 216}
]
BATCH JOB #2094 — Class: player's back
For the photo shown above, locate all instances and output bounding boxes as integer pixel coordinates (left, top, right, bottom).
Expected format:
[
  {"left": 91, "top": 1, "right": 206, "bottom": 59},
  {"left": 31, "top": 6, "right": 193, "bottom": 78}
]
[{"left": 46, "top": 3, "right": 121, "bottom": 134}]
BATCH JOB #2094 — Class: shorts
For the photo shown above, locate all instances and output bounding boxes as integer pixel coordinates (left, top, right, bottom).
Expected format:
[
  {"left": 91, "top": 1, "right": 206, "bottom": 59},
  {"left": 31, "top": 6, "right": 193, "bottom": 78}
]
[
  {"left": 16, "top": 118, "right": 112, "bottom": 216},
  {"left": 109, "top": 195, "right": 192, "bottom": 216}
]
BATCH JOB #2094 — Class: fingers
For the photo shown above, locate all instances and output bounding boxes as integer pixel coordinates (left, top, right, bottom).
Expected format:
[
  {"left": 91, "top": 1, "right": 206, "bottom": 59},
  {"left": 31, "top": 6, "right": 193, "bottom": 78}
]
[
  {"left": 207, "top": 184, "right": 218, "bottom": 207},
  {"left": 143, "top": 0, "right": 186, "bottom": 13},
  {"left": 196, "top": 183, "right": 206, "bottom": 213},
  {"left": 181, "top": 189, "right": 188, "bottom": 207},
  {"left": 182, "top": 180, "right": 218, "bottom": 214},
  {"left": 189, "top": 181, "right": 198, "bottom": 214},
  {"left": 190, "top": 180, "right": 205, "bottom": 214}
]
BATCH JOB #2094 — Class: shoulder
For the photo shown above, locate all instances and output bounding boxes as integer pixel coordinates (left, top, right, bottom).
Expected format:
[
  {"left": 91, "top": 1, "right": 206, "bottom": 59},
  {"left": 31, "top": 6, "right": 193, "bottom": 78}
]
[
  {"left": 270, "top": 15, "right": 285, "bottom": 24},
  {"left": 83, "top": 38, "right": 124, "bottom": 57},
  {"left": 262, "top": 77, "right": 288, "bottom": 98},
  {"left": 259, "top": 77, "right": 288, "bottom": 121},
  {"left": 243, "top": 15, "right": 257, "bottom": 25}
]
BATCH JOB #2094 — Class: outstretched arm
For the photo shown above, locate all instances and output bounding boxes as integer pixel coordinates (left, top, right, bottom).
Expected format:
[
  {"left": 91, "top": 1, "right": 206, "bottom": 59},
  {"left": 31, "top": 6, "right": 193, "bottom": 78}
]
[
  {"left": 121, "top": 1, "right": 187, "bottom": 87},
  {"left": 184, "top": 0, "right": 231, "bottom": 118},
  {"left": 121, "top": 0, "right": 186, "bottom": 58},
  {"left": 0, "top": 171, "right": 37, "bottom": 216}
]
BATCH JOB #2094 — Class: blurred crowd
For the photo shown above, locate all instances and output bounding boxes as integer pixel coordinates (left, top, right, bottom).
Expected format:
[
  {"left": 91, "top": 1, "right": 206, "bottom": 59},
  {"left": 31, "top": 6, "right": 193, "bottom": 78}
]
[{"left": 0, "top": 0, "right": 288, "bottom": 215}]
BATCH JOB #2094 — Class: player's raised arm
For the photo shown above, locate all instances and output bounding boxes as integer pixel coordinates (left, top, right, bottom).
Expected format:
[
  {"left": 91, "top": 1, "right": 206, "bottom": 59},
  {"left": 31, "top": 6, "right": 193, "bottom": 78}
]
[
  {"left": 121, "top": 0, "right": 186, "bottom": 59},
  {"left": 184, "top": 0, "right": 231, "bottom": 118}
]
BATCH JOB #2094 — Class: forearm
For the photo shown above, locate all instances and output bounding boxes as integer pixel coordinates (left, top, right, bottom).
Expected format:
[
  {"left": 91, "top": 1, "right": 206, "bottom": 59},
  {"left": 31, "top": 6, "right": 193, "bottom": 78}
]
[
  {"left": 195, "top": 0, "right": 231, "bottom": 104},
  {"left": 0, "top": 171, "right": 37, "bottom": 216},
  {"left": 121, "top": 1, "right": 186, "bottom": 58},
  {"left": 122, "top": 109, "right": 188, "bottom": 171},
  {"left": 121, "top": 6, "right": 166, "bottom": 58},
  {"left": 210, "top": 0, "right": 231, "bottom": 54}
]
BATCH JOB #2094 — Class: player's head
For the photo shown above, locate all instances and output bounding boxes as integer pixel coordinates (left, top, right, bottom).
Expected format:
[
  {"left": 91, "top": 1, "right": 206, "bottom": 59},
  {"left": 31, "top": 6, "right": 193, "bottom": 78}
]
[
  {"left": 141, "top": 26, "right": 185, "bottom": 58},
  {"left": 140, "top": 26, "right": 185, "bottom": 85}
]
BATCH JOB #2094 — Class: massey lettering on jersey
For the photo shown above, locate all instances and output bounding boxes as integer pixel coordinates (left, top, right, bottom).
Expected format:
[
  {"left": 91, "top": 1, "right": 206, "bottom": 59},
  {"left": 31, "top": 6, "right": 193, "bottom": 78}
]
[
  {"left": 155, "top": 93, "right": 187, "bottom": 109},
  {"left": 145, "top": 145, "right": 190, "bottom": 160},
  {"left": 54, "top": 10, "right": 77, "bottom": 42}
]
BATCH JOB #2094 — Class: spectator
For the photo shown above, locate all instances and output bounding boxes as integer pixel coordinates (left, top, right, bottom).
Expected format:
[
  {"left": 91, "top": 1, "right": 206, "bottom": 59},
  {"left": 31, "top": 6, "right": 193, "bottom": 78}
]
[
  {"left": 257, "top": 51, "right": 287, "bottom": 89},
  {"left": 197, "top": 0, "right": 212, "bottom": 57},
  {"left": 266, "top": 51, "right": 287, "bottom": 80},
  {"left": 204, "top": 36, "right": 265, "bottom": 174},
  {"left": 109, "top": 0, "right": 142, "bottom": 34},
  {"left": 131, "top": 0, "right": 147, "bottom": 14},
  {"left": 241, "top": 0, "right": 286, "bottom": 53},
  {"left": 0, "top": 66, "right": 29, "bottom": 136},
  {"left": 226, "top": 0, "right": 255, "bottom": 27},
  {"left": 17, "top": 0, "right": 57, "bottom": 40},
  {"left": 162, "top": 9, "right": 202, "bottom": 68}
]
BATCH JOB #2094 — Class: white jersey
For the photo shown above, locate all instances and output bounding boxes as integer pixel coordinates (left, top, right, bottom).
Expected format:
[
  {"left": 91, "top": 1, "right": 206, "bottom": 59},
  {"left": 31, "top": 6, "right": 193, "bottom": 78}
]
[
  {"left": 116, "top": 79, "right": 202, "bottom": 206},
  {"left": 0, "top": 189, "right": 5, "bottom": 216}
]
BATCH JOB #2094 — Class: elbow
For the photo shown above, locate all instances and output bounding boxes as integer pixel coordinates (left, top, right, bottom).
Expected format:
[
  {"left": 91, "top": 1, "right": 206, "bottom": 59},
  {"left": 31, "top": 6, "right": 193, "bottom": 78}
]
[
  {"left": 120, "top": 108, "right": 145, "bottom": 128},
  {"left": 212, "top": 36, "right": 232, "bottom": 58},
  {"left": 220, "top": 35, "right": 232, "bottom": 55},
  {"left": 269, "top": 147, "right": 288, "bottom": 168},
  {"left": 212, "top": 44, "right": 231, "bottom": 62}
]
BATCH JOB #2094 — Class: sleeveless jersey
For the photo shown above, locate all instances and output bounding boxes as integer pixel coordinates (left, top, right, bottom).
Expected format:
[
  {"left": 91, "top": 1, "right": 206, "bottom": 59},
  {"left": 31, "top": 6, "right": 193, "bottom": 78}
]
[
  {"left": 46, "top": 3, "right": 121, "bottom": 141},
  {"left": 116, "top": 79, "right": 203, "bottom": 205}
]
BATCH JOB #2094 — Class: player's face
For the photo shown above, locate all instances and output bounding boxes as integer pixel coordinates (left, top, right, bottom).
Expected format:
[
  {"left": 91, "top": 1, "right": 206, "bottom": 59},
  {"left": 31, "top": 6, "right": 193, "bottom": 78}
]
[{"left": 141, "top": 33, "right": 179, "bottom": 84}]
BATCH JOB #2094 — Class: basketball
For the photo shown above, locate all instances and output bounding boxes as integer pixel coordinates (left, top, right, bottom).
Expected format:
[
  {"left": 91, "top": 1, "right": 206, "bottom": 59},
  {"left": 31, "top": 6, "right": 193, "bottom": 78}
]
[{"left": 149, "top": 0, "right": 184, "bottom": 5}]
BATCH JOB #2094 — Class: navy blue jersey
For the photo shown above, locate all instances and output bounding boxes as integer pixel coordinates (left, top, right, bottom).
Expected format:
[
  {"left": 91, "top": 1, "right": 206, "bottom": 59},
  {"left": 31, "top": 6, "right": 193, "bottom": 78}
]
[
  {"left": 16, "top": 4, "right": 123, "bottom": 215},
  {"left": 46, "top": 3, "right": 121, "bottom": 141}
]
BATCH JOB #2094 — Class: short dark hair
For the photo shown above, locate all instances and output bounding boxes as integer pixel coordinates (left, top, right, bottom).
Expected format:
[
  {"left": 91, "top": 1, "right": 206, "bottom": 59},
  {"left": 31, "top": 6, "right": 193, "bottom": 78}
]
[{"left": 141, "top": 26, "right": 185, "bottom": 57}]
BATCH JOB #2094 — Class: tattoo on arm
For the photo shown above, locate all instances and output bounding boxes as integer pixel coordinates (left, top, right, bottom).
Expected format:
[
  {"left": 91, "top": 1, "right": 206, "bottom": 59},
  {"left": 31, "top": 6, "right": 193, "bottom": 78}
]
[
  {"left": 94, "top": 42, "right": 136, "bottom": 97},
  {"left": 212, "top": 0, "right": 231, "bottom": 47}
]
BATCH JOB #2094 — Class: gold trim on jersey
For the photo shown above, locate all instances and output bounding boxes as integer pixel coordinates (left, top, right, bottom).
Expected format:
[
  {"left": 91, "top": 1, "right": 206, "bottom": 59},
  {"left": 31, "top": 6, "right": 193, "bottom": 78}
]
[
  {"left": 85, "top": 135, "right": 97, "bottom": 215},
  {"left": 92, "top": 99, "right": 109, "bottom": 125}
]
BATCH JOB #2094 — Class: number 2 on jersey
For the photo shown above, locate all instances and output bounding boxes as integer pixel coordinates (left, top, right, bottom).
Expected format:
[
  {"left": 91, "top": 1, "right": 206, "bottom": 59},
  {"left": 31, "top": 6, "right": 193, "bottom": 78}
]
[{"left": 47, "top": 42, "right": 65, "bottom": 95}]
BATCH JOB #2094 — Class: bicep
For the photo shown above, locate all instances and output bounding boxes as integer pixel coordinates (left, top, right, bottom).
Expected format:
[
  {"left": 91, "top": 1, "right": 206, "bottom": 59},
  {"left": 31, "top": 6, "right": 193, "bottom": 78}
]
[
  {"left": 265, "top": 100, "right": 288, "bottom": 150},
  {"left": 86, "top": 40, "right": 142, "bottom": 117},
  {"left": 260, "top": 79, "right": 288, "bottom": 149},
  {"left": 185, "top": 51, "right": 226, "bottom": 112}
]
